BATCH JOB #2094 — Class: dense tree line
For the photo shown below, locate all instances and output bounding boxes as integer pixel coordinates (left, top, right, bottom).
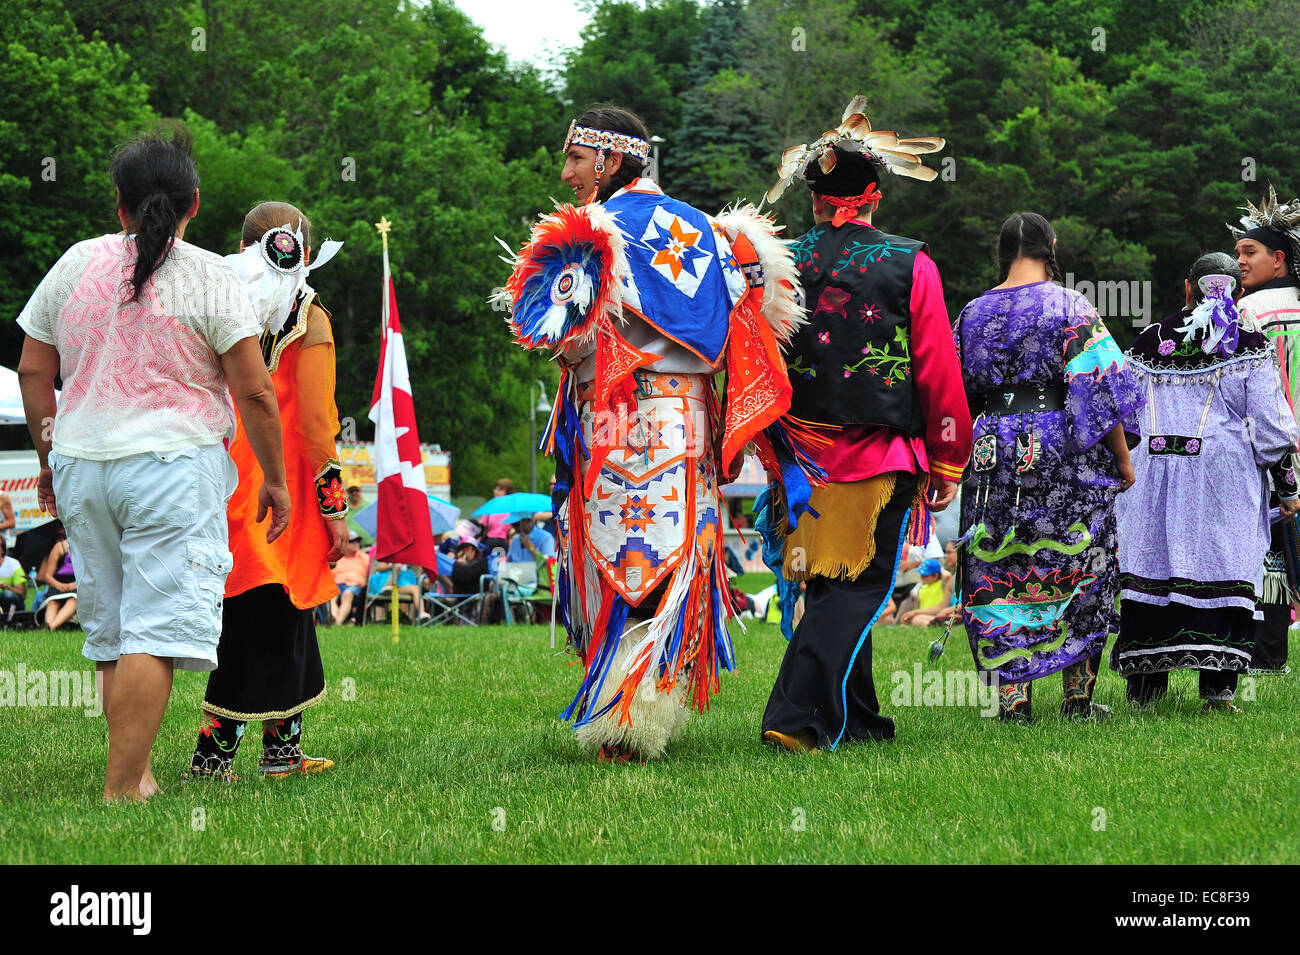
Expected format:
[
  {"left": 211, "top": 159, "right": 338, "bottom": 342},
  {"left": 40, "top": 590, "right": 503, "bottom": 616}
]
[{"left": 5, "top": 0, "right": 1299, "bottom": 489}]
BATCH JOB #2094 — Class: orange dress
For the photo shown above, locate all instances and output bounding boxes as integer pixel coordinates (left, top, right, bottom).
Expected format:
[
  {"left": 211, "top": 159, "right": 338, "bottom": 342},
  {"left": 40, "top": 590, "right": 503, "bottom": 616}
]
[{"left": 224, "top": 294, "right": 345, "bottom": 609}]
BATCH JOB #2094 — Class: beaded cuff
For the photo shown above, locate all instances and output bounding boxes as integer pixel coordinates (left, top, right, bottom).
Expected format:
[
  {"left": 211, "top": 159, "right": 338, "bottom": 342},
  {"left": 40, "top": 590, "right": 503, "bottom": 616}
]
[{"left": 316, "top": 461, "right": 349, "bottom": 518}]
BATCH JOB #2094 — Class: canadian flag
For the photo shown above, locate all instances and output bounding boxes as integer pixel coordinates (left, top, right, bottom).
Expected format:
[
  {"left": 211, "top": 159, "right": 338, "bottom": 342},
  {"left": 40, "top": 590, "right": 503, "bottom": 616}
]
[{"left": 368, "top": 242, "right": 437, "bottom": 569}]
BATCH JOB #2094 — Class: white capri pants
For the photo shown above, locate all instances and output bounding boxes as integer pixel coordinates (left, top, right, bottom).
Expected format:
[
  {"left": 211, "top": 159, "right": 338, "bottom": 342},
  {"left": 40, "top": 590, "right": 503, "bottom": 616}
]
[{"left": 48, "top": 444, "right": 237, "bottom": 671}]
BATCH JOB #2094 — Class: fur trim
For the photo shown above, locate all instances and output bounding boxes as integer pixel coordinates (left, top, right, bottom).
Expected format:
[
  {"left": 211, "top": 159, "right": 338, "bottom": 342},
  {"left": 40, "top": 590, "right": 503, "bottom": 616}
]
[
  {"left": 574, "top": 636, "right": 690, "bottom": 760},
  {"left": 716, "top": 203, "right": 806, "bottom": 344}
]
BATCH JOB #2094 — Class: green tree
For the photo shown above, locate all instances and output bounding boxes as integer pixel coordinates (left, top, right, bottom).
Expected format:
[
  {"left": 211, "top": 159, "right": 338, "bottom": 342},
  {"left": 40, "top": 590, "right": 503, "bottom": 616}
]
[
  {"left": 564, "top": 0, "right": 703, "bottom": 144},
  {"left": 0, "top": 1, "right": 152, "bottom": 365},
  {"left": 670, "top": 0, "right": 774, "bottom": 209}
]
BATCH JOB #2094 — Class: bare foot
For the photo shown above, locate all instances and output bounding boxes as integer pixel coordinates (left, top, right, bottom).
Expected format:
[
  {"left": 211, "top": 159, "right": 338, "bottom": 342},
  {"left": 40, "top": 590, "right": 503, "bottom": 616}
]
[
  {"left": 104, "top": 787, "right": 149, "bottom": 804},
  {"left": 139, "top": 767, "right": 159, "bottom": 798}
]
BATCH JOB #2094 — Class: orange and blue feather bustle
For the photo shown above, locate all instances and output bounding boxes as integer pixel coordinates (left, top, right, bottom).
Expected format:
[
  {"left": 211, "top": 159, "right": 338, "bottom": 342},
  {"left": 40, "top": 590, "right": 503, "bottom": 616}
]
[{"left": 500, "top": 188, "right": 816, "bottom": 756}]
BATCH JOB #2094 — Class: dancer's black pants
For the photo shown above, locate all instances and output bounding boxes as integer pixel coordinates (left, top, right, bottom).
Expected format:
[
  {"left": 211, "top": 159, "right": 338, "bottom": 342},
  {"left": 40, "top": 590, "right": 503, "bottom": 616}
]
[{"left": 761, "top": 477, "right": 913, "bottom": 748}]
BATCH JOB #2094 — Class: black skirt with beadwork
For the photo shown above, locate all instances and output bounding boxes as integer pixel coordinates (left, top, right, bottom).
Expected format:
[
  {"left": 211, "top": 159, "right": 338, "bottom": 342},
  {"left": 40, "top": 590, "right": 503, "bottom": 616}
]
[{"left": 203, "top": 584, "right": 326, "bottom": 720}]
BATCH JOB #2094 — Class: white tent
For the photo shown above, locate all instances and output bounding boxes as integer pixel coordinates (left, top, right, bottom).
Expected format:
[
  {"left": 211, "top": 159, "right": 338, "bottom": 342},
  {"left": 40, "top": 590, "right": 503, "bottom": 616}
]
[{"left": 0, "top": 365, "right": 59, "bottom": 424}]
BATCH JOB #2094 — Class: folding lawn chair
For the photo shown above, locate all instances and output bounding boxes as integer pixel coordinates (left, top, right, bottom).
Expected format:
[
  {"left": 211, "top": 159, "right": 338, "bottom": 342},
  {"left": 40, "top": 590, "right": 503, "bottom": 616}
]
[
  {"left": 365, "top": 585, "right": 418, "bottom": 623},
  {"left": 490, "top": 561, "right": 540, "bottom": 625},
  {"left": 421, "top": 587, "right": 483, "bottom": 626}
]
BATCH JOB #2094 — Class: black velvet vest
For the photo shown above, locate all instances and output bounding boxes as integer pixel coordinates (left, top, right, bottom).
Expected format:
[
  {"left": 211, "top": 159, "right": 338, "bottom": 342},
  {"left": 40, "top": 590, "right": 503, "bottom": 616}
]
[{"left": 785, "top": 222, "right": 927, "bottom": 433}]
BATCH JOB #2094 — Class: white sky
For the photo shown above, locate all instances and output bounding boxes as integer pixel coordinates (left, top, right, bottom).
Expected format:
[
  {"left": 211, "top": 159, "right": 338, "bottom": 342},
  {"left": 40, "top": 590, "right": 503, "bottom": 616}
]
[{"left": 454, "top": 0, "right": 591, "bottom": 68}]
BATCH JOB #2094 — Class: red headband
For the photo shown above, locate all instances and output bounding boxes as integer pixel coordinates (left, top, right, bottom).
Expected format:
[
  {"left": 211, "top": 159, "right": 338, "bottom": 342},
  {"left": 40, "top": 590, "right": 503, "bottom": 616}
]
[{"left": 823, "top": 183, "right": 883, "bottom": 227}]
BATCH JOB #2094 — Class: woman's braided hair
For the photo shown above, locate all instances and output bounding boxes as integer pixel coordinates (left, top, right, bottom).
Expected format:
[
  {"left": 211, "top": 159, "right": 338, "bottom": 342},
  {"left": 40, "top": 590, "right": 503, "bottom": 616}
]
[
  {"left": 996, "top": 211, "right": 1062, "bottom": 285},
  {"left": 109, "top": 124, "right": 199, "bottom": 303}
]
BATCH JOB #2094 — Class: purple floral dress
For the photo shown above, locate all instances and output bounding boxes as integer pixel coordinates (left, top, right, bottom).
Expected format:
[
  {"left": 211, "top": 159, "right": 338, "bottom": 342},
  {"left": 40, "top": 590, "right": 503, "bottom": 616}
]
[{"left": 956, "top": 282, "right": 1144, "bottom": 682}]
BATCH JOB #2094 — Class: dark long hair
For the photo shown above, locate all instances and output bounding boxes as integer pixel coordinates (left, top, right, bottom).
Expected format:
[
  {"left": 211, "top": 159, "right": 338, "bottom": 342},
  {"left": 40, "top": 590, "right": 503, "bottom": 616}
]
[
  {"left": 109, "top": 126, "right": 199, "bottom": 303},
  {"left": 996, "top": 211, "right": 1062, "bottom": 285},
  {"left": 573, "top": 104, "right": 650, "bottom": 202},
  {"left": 1187, "top": 251, "right": 1241, "bottom": 302}
]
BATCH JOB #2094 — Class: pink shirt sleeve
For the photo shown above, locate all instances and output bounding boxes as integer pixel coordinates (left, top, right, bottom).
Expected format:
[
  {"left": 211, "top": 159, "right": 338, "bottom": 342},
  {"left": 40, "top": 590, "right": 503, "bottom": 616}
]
[{"left": 909, "top": 251, "right": 972, "bottom": 480}]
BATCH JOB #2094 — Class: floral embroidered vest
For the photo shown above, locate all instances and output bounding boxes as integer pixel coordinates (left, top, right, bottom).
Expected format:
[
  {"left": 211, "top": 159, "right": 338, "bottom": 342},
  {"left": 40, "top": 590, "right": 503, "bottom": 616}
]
[{"left": 785, "top": 221, "right": 926, "bottom": 432}]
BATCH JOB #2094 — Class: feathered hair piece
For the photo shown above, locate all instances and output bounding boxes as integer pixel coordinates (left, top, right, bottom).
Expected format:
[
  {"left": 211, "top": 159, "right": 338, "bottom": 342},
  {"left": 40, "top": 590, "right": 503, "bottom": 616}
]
[
  {"left": 1174, "top": 274, "right": 1240, "bottom": 357},
  {"left": 224, "top": 221, "right": 343, "bottom": 336},
  {"left": 766, "top": 94, "right": 945, "bottom": 203},
  {"left": 491, "top": 201, "right": 629, "bottom": 351},
  {"left": 1227, "top": 183, "right": 1300, "bottom": 284}
]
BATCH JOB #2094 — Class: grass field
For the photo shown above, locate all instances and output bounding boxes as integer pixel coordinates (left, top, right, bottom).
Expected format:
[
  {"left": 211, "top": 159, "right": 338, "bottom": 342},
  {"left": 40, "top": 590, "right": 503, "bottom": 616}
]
[{"left": 2, "top": 618, "right": 1298, "bottom": 864}]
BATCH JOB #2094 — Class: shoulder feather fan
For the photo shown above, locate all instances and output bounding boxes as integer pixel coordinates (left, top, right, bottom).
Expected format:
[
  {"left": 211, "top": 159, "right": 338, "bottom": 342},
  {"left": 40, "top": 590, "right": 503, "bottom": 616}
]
[{"left": 492, "top": 201, "right": 629, "bottom": 351}]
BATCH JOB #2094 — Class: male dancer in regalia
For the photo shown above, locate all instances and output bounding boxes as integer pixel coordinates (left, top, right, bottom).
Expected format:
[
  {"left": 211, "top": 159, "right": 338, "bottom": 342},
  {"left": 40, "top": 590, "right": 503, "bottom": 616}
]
[
  {"left": 758, "top": 97, "right": 972, "bottom": 753},
  {"left": 1232, "top": 187, "right": 1300, "bottom": 673},
  {"left": 497, "top": 105, "right": 812, "bottom": 760}
]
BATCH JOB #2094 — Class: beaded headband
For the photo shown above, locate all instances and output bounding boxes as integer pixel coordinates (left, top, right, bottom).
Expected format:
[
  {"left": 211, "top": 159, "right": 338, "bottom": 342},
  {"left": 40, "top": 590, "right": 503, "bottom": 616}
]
[{"left": 563, "top": 121, "right": 651, "bottom": 161}]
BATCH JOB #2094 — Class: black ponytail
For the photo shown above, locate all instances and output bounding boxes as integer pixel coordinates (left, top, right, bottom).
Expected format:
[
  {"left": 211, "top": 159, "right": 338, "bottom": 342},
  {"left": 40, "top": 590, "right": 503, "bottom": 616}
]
[
  {"left": 996, "top": 211, "right": 1061, "bottom": 285},
  {"left": 109, "top": 125, "right": 199, "bottom": 303}
]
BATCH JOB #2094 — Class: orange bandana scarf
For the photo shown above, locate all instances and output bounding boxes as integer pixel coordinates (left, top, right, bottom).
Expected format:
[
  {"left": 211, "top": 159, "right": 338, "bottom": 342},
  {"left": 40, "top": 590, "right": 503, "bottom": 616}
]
[{"left": 824, "top": 183, "right": 883, "bottom": 227}]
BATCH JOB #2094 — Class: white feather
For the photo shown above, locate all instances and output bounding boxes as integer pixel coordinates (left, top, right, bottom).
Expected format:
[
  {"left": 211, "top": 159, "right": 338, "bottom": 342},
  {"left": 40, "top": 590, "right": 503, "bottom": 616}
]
[{"left": 715, "top": 203, "right": 808, "bottom": 344}]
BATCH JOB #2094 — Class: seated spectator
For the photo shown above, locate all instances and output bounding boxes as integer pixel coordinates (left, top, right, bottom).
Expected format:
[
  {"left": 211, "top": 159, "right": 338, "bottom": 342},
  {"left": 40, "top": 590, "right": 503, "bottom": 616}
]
[
  {"left": 900, "top": 558, "right": 954, "bottom": 627},
  {"left": 369, "top": 549, "right": 428, "bottom": 622},
  {"left": 0, "top": 491, "right": 14, "bottom": 543},
  {"left": 505, "top": 516, "right": 556, "bottom": 564},
  {"left": 0, "top": 537, "right": 26, "bottom": 624},
  {"left": 884, "top": 533, "right": 944, "bottom": 622},
  {"left": 330, "top": 533, "right": 370, "bottom": 625},
  {"left": 37, "top": 534, "right": 77, "bottom": 631},
  {"left": 533, "top": 474, "right": 559, "bottom": 539},
  {"left": 344, "top": 483, "right": 374, "bottom": 547},
  {"left": 450, "top": 539, "right": 489, "bottom": 595},
  {"left": 483, "top": 478, "right": 515, "bottom": 551},
  {"left": 430, "top": 534, "right": 457, "bottom": 592}
]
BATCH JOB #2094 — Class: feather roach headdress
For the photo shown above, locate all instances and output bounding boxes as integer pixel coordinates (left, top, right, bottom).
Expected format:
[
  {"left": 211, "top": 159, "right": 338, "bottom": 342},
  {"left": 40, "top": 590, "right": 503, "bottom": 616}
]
[
  {"left": 766, "top": 95, "right": 945, "bottom": 204},
  {"left": 1228, "top": 184, "right": 1300, "bottom": 285}
]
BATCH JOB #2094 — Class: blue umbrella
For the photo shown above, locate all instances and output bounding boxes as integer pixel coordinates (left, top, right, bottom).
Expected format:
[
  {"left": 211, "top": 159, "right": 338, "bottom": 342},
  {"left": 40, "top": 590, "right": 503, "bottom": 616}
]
[
  {"left": 354, "top": 494, "right": 461, "bottom": 538},
  {"left": 472, "top": 492, "right": 552, "bottom": 518}
]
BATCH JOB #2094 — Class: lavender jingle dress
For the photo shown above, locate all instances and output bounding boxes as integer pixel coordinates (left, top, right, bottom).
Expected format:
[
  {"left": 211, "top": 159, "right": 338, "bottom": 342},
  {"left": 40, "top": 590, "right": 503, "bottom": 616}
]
[
  {"left": 1113, "top": 310, "right": 1298, "bottom": 690},
  {"left": 956, "top": 283, "right": 1144, "bottom": 704}
]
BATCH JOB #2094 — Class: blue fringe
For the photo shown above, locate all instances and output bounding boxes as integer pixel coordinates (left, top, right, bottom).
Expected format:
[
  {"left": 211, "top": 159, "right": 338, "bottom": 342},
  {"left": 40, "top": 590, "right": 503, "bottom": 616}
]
[
  {"left": 830, "top": 507, "right": 911, "bottom": 752},
  {"left": 754, "top": 484, "right": 801, "bottom": 643},
  {"left": 563, "top": 595, "right": 630, "bottom": 726},
  {"left": 710, "top": 574, "right": 737, "bottom": 672},
  {"left": 764, "top": 418, "right": 828, "bottom": 529}
]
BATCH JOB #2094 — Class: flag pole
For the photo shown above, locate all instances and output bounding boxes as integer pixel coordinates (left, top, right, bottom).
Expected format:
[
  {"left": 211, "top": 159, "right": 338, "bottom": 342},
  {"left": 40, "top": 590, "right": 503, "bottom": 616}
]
[{"left": 376, "top": 215, "right": 400, "bottom": 640}]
